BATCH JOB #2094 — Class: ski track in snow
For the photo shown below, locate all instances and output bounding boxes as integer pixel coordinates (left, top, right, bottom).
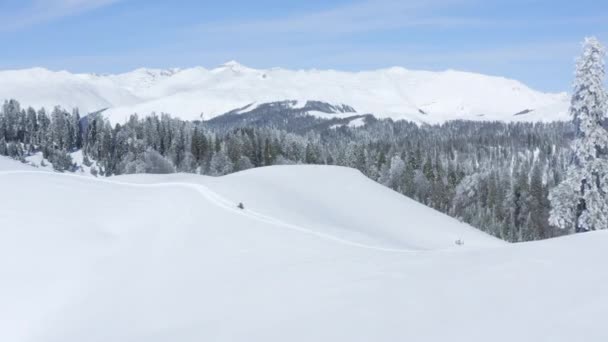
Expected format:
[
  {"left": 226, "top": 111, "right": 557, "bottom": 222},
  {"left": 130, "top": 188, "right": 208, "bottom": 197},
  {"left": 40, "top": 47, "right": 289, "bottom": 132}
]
[{"left": 0, "top": 170, "right": 416, "bottom": 253}]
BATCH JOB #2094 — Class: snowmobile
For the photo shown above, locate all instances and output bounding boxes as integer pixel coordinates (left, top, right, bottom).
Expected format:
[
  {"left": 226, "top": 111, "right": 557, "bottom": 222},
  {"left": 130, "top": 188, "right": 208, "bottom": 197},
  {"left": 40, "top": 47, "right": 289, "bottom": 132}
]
[{"left": 237, "top": 202, "right": 245, "bottom": 210}]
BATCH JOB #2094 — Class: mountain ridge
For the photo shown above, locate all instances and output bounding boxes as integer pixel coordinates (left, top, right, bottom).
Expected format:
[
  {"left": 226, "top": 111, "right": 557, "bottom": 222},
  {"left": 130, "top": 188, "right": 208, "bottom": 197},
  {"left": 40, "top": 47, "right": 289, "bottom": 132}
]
[{"left": 0, "top": 62, "right": 569, "bottom": 124}]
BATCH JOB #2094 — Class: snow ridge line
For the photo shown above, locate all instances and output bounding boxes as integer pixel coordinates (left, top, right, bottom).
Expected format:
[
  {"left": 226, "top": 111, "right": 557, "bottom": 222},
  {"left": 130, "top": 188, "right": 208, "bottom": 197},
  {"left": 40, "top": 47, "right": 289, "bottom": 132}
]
[
  {"left": 0, "top": 170, "right": 416, "bottom": 253},
  {"left": 190, "top": 181, "right": 417, "bottom": 253}
]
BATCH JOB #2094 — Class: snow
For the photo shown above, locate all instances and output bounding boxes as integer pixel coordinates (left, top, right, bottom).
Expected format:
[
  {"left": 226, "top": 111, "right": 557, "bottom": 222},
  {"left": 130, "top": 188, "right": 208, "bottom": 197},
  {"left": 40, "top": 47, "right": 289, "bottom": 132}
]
[
  {"left": 0, "top": 63, "right": 569, "bottom": 124},
  {"left": 348, "top": 117, "right": 366, "bottom": 127},
  {"left": 328, "top": 118, "right": 366, "bottom": 129},
  {"left": 0, "top": 157, "right": 606, "bottom": 341},
  {"left": 69, "top": 150, "right": 98, "bottom": 176},
  {"left": 549, "top": 37, "right": 608, "bottom": 231},
  {"left": 306, "top": 110, "right": 361, "bottom": 119},
  {"left": 22, "top": 151, "right": 95, "bottom": 175},
  {"left": 0, "top": 155, "right": 48, "bottom": 172},
  {"left": 24, "top": 152, "right": 53, "bottom": 171},
  {"left": 0, "top": 68, "right": 140, "bottom": 114}
]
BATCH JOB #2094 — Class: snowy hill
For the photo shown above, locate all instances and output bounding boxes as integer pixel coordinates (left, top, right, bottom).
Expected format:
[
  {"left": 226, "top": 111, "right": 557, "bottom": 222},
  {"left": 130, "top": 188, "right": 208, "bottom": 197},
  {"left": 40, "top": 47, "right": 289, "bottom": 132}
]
[
  {"left": 0, "top": 62, "right": 569, "bottom": 124},
  {"left": 1, "top": 157, "right": 607, "bottom": 341}
]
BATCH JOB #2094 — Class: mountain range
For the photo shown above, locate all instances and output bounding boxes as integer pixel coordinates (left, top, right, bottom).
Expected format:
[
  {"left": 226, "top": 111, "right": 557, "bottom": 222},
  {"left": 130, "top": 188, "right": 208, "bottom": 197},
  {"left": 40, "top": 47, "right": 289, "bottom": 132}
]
[{"left": 0, "top": 61, "right": 569, "bottom": 124}]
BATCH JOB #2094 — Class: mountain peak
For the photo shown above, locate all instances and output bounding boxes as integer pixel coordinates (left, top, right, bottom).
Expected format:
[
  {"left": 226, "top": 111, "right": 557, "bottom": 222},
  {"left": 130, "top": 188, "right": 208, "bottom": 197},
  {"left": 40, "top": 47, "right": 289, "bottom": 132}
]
[
  {"left": 0, "top": 64, "right": 570, "bottom": 124},
  {"left": 223, "top": 60, "right": 243, "bottom": 67},
  {"left": 218, "top": 60, "right": 255, "bottom": 72}
]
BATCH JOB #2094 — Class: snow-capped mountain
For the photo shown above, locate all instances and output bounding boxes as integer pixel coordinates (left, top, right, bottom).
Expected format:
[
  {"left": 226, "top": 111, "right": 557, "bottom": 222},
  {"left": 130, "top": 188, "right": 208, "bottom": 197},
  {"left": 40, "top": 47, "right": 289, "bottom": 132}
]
[{"left": 0, "top": 61, "right": 569, "bottom": 124}]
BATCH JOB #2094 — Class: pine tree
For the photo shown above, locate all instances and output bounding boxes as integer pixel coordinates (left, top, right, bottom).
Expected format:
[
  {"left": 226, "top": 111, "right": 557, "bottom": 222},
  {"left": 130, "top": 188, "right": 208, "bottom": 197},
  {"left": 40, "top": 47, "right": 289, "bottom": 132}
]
[
  {"left": 25, "top": 107, "right": 38, "bottom": 147},
  {"left": 143, "top": 148, "right": 175, "bottom": 174},
  {"left": 2, "top": 100, "right": 20, "bottom": 141},
  {"left": 528, "top": 162, "right": 550, "bottom": 240},
  {"left": 387, "top": 155, "right": 405, "bottom": 190},
  {"left": 0, "top": 97, "right": 581, "bottom": 242},
  {"left": 549, "top": 37, "right": 608, "bottom": 232},
  {"left": 305, "top": 143, "right": 319, "bottom": 164},
  {"left": 72, "top": 109, "right": 83, "bottom": 149},
  {"left": 209, "top": 144, "right": 233, "bottom": 176},
  {"left": 423, "top": 155, "right": 435, "bottom": 182},
  {"left": 263, "top": 138, "right": 274, "bottom": 166}
]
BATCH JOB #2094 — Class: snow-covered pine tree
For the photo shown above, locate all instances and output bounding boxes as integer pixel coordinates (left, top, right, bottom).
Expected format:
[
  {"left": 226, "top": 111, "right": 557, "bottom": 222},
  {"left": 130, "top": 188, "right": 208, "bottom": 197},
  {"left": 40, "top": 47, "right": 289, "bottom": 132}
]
[
  {"left": 0, "top": 97, "right": 583, "bottom": 241},
  {"left": 387, "top": 155, "right": 406, "bottom": 191},
  {"left": 209, "top": 143, "right": 233, "bottom": 176},
  {"left": 549, "top": 37, "right": 608, "bottom": 232},
  {"left": 528, "top": 161, "right": 550, "bottom": 240}
]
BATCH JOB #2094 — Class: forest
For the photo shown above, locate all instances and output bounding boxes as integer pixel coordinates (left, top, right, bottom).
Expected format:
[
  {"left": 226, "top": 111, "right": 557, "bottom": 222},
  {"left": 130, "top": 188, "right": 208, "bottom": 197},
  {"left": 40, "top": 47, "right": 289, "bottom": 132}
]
[{"left": 0, "top": 98, "right": 574, "bottom": 242}]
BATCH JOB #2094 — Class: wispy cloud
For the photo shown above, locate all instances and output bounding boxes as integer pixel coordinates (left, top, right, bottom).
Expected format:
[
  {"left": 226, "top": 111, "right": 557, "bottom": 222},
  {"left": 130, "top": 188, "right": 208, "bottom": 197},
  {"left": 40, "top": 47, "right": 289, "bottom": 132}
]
[
  {"left": 196, "top": 0, "right": 478, "bottom": 36},
  {"left": 194, "top": 0, "right": 606, "bottom": 38},
  {"left": 0, "top": 0, "right": 123, "bottom": 31}
]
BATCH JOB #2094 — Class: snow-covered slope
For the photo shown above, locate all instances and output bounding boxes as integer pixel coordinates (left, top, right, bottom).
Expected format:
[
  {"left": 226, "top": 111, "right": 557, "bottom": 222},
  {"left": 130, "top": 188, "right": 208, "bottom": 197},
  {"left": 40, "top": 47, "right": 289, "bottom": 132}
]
[
  {"left": 1, "top": 157, "right": 606, "bottom": 342},
  {"left": 0, "top": 62, "right": 569, "bottom": 124},
  {"left": 121, "top": 166, "right": 503, "bottom": 251},
  {"left": 0, "top": 155, "right": 49, "bottom": 172},
  {"left": 0, "top": 68, "right": 140, "bottom": 114}
]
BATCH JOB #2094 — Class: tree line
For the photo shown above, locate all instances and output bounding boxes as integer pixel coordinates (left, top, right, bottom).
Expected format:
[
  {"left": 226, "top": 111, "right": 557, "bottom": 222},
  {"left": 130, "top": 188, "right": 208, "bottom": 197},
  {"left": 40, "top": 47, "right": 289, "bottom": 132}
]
[{"left": 0, "top": 98, "right": 574, "bottom": 242}]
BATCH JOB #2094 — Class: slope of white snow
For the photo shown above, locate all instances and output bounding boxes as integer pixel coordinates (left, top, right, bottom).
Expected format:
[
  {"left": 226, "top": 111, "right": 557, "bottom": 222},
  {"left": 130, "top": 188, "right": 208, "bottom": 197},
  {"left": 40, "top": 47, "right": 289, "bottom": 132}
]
[
  {"left": 0, "top": 155, "right": 49, "bottom": 172},
  {"left": 1, "top": 157, "right": 606, "bottom": 342},
  {"left": 119, "top": 166, "right": 503, "bottom": 251},
  {"left": 0, "top": 68, "right": 141, "bottom": 114},
  {"left": 0, "top": 63, "right": 569, "bottom": 124}
]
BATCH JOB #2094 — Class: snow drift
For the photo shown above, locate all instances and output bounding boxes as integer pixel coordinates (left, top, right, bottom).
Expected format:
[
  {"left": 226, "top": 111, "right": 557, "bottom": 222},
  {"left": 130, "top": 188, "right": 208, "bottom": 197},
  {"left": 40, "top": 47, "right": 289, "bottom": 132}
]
[
  {"left": 0, "top": 62, "right": 569, "bottom": 124},
  {"left": 1, "top": 157, "right": 606, "bottom": 341}
]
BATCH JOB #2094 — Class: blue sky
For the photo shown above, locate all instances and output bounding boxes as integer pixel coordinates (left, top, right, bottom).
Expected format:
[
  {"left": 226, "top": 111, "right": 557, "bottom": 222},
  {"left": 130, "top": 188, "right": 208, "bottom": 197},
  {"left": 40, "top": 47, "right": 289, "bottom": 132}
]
[{"left": 0, "top": 0, "right": 606, "bottom": 92}]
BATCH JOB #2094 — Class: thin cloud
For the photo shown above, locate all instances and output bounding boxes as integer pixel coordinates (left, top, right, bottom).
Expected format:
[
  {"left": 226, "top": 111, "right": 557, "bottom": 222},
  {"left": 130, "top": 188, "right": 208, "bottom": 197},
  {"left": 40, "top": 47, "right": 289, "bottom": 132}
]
[
  {"left": 196, "top": 0, "right": 477, "bottom": 36},
  {"left": 194, "top": 0, "right": 606, "bottom": 37},
  {"left": 0, "top": 0, "right": 124, "bottom": 31}
]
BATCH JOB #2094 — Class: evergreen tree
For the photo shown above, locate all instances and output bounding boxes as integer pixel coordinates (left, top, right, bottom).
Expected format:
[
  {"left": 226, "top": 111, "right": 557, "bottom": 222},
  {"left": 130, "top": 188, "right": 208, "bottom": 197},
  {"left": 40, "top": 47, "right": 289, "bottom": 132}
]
[
  {"left": 0, "top": 97, "right": 579, "bottom": 242},
  {"left": 550, "top": 37, "right": 608, "bottom": 232},
  {"left": 209, "top": 144, "right": 233, "bottom": 176},
  {"left": 387, "top": 155, "right": 405, "bottom": 190},
  {"left": 143, "top": 148, "right": 175, "bottom": 174},
  {"left": 528, "top": 162, "right": 550, "bottom": 239}
]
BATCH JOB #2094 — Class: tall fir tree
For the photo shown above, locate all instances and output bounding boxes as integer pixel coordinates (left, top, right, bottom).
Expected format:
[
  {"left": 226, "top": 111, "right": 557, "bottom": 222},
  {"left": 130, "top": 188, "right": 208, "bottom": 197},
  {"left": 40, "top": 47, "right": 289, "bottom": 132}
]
[{"left": 549, "top": 37, "right": 608, "bottom": 232}]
